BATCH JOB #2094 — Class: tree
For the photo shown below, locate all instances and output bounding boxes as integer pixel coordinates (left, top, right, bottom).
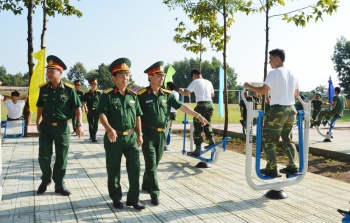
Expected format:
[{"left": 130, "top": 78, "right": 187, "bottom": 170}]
[
  {"left": 164, "top": 0, "right": 246, "bottom": 137},
  {"left": 239, "top": 0, "right": 339, "bottom": 110},
  {"left": 67, "top": 62, "right": 88, "bottom": 85},
  {"left": 332, "top": 36, "right": 350, "bottom": 95}
]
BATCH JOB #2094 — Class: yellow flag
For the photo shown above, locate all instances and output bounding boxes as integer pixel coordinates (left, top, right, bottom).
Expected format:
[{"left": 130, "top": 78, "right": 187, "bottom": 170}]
[{"left": 29, "top": 48, "right": 46, "bottom": 113}]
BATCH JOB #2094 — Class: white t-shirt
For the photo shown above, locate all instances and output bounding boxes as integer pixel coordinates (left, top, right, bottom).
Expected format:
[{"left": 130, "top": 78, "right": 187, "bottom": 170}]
[
  {"left": 4, "top": 100, "right": 25, "bottom": 119},
  {"left": 171, "top": 90, "right": 179, "bottom": 113},
  {"left": 264, "top": 66, "right": 298, "bottom": 106},
  {"left": 186, "top": 78, "right": 214, "bottom": 103}
]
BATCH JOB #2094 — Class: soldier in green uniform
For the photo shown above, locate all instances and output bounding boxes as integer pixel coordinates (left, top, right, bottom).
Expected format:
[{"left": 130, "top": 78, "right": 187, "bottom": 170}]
[
  {"left": 71, "top": 80, "right": 84, "bottom": 134},
  {"left": 36, "top": 55, "right": 84, "bottom": 196},
  {"left": 138, "top": 61, "right": 209, "bottom": 206},
  {"left": 98, "top": 58, "right": 145, "bottom": 210},
  {"left": 244, "top": 49, "right": 299, "bottom": 177},
  {"left": 83, "top": 78, "right": 101, "bottom": 142},
  {"left": 314, "top": 87, "right": 347, "bottom": 126}
]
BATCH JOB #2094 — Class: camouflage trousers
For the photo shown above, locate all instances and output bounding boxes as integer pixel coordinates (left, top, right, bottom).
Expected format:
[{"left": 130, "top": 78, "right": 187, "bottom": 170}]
[
  {"left": 316, "top": 109, "right": 341, "bottom": 123},
  {"left": 193, "top": 102, "right": 214, "bottom": 147},
  {"left": 262, "top": 105, "right": 298, "bottom": 170}
]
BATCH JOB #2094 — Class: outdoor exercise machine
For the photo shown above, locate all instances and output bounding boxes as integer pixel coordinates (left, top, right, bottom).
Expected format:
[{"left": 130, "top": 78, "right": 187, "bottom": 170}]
[
  {"left": 315, "top": 112, "right": 342, "bottom": 142},
  {"left": 242, "top": 84, "right": 310, "bottom": 199},
  {"left": 180, "top": 95, "right": 230, "bottom": 168}
]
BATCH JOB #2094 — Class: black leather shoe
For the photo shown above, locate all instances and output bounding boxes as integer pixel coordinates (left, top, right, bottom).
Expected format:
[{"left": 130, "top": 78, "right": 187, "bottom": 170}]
[
  {"left": 186, "top": 152, "right": 200, "bottom": 157},
  {"left": 280, "top": 167, "right": 298, "bottom": 174},
  {"left": 126, "top": 201, "right": 145, "bottom": 210},
  {"left": 113, "top": 200, "right": 123, "bottom": 209},
  {"left": 37, "top": 182, "right": 49, "bottom": 194},
  {"left": 92, "top": 139, "right": 97, "bottom": 142},
  {"left": 55, "top": 188, "right": 71, "bottom": 196},
  {"left": 151, "top": 198, "right": 160, "bottom": 206},
  {"left": 260, "top": 168, "right": 280, "bottom": 178}
]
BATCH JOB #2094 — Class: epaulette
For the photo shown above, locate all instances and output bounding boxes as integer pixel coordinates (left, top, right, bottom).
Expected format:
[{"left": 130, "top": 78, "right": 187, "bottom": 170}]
[
  {"left": 128, "top": 89, "right": 137, "bottom": 95},
  {"left": 162, "top": 88, "right": 171, "bottom": 94},
  {"left": 104, "top": 88, "right": 113, "bottom": 94},
  {"left": 64, "top": 83, "right": 74, "bottom": 89},
  {"left": 39, "top": 82, "right": 49, "bottom": 88},
  {"left": 137, "top": 88, "right": 147, "bottom": 95}
]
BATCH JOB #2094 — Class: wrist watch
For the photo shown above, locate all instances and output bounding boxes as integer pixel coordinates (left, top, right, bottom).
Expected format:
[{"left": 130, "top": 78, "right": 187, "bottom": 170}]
[
  {"left": 77, "top": 123, "right": 83, "bottom": 127},
  {"left": 138, "top": 132, "right": 143, "bottom": 136}
]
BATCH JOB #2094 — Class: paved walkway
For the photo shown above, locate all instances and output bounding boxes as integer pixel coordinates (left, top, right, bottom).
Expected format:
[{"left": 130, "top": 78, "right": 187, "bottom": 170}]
[{"left": 0, "top": 122, "right": 349, "bottom": 222}]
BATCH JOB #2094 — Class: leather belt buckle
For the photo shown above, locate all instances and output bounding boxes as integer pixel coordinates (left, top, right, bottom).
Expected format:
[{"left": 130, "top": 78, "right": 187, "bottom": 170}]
[
  {"left": 157, "top": 128, "right": 164, "bottom": 132},
  {"left": 52, "top": 122, "right": 58, "bottom": 126},
  {"left": 123, "top": 131, "right": 129, "bottom": 135}
]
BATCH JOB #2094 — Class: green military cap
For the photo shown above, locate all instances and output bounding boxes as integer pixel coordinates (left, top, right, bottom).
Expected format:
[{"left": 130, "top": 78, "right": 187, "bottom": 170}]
[
  {"left": 109, "top": 58, "right": 131, "bottom": 73},
  {"left": 89, "top": 78, "right": 98, "bottom": 85},
  {"left": 73, "top": 80, "right": 81, "bottom": 86},
  {"left": 144, "top": 61, "right": 165, "bottom": 76},
  {"left": 46, "top": 55, "right": 67, "bottom": 71}
]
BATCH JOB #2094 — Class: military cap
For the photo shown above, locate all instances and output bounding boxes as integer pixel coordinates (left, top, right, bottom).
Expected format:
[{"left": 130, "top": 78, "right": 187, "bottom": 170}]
[
  {"left": 144, "top": 61, "right": 165, "bottom": 75},
  {"left": 89, "top": 78, "right": 98, "bottom": 85},
  {"left": 73, "top": 80, "right": 81, "bottom": 86},
  {"left": 46, "top": 55, "right": 67, "bottom": 71},
  {"left": 109, "top": 58, "right": 131, "bottom": 74}
]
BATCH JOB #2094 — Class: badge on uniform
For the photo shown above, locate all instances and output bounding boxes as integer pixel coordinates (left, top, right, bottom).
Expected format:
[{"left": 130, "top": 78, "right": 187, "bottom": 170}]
[
  {"left": 162, "top": 100, "right": 167, "bottom": 103},
  {"left": 130, "top": 100, "right": 135, "bottom": 104},
  {"left": 146, "top": 100, "right": 153, "bottom": 104},
  {"left": 42, "top": 94, "right": 48, "bottom": 97},
  {"left": 60, "top": 94, "right": 66, "bottom": 99}
]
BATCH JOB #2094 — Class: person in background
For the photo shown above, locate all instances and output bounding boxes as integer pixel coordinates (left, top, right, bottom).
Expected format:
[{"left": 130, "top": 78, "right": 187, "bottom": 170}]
[
  {"left": 244, "top": 48, "right": 299, "bottom": 177},
  {"left": 1, "top": 90, "right": 27, "bottom": 120},
  {"left": 310, "top": 92, "right": 325, "bottom": 128},
  {"left": 164, "top": 81, "right": 179, "bottom": 151},
  {"left": 314, "top": 87, "right": 347, "bottom": 126},
  {"left": 36, "top": 55, "right": 84, "bottom": 196},
  {"left": 83, "top": 78, "right": 101, "bottom": 142},
  {"left": 138, "top": 61, "right": 209, "bottom": 206},
  {"left": 265, "top": 95, "right": 271, "bottom": 114},
  {"left": 178, "top": 68, "right": 215, "bottom": 156},
  {"left": 239, "top": 89, "right": 253, "bottom": 134},
  {"left": 253, "top": 92, "right": 261, "bottom": 110},
  {"left": 98, "top": 58, "right": 145, "bottom": 210},
  {"left": 71, "top": 80, "right": 84, "bottom": 134}
]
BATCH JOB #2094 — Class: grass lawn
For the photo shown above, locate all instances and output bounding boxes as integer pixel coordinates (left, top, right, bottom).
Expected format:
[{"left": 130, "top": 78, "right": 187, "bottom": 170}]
[{"left": 1, "top": 102, "right": 349, "bottom": 123}]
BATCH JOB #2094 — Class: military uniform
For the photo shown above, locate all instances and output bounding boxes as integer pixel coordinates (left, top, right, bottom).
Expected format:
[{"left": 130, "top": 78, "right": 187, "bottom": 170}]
[
  {"left": 36, "top": 55, "right": 82, "bottom": 194},
  {"left": 72, "top": 80, "right": 84, "bottom": 133},
  {"left": 83, "top": 81, "right": 101, "bottom": 141},
  {"left": 138, "top": 62, "right": 183, "bottom": 202},
  {"left": 98, "top": 58, "right": 144, "bottom": 209},
  {"left": 316, "top": 94, "right": 346, "bottom": 124}
]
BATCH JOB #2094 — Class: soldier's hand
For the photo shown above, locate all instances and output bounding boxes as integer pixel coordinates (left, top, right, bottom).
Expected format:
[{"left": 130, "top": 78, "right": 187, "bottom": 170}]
[
  {"left": 76, "top": 126, "right": 84, "bottom": 138},
  {"left": 198, "top": 115, "right": 210, "bottom": 127},
  {"left": 107, "top": 129, "right": 117, "bottom": 143},
  {"left": 36, "top": 122, "right": 40, "bottom": 134},
  {"left": 85, "top": 109, "right": 89, "bottom": 114},
  {"left": 137, "top": 135, "right": 143, "bottom": 147}
]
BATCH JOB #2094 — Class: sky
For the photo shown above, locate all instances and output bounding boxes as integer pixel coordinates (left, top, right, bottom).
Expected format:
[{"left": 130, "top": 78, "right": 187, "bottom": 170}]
[{"left": 0, "top": 0, "right": 349, "bottom": 91}]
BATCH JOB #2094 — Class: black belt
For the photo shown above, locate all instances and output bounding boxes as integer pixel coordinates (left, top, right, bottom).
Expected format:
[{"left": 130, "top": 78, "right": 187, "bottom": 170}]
[
  {"left": 142, "top": 122, "right": 165, "bottom": 132},
  {"left": 271, "top": 104, "right": 291, "bottom": 108},
  {"left": 115, "top": 128, "right": 134, "bottom": 136},
  {"left": 42, "top": 119, "right": 68, "bottom": 126},
  {"left": 197, "top": 101, "right": 212, "bottom": 104}
]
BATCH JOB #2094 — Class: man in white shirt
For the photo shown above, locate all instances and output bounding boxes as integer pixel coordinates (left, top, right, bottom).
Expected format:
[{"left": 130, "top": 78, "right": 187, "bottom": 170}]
[
  {"left": 179, "top": 68, "right": 215, "bottom": 156},
  {"left": 1, "top": 90, "right": 27, "bottom": 120},
  {"left": 244, "top": 49, "right": 299, "bottom": 178}
]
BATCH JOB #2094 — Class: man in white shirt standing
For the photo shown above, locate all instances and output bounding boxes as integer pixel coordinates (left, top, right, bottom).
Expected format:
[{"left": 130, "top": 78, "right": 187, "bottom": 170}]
[
  {"left": 179, "top": 68, "right": 215, "bottom": 156},
  {"left": 1, "top": 90, "right": 27, "bottom": 120},
  {"left": 244, "top": 49, "right": 299, "bottom": 178}
]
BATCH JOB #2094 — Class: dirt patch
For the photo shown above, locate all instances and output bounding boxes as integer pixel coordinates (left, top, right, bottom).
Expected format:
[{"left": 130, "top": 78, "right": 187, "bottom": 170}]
[{"left": 175, "top": 131, "right": 350, "bottom": 184}]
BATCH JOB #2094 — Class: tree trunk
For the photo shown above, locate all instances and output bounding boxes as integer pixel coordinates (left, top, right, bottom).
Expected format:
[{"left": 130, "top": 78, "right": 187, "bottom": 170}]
[
  {"left": 222, "top": 1, "right": 228, "bottom": 137},
  {"left": 23, "top": 0, "right": 34, "bottom": 136},
  {"left": 41, "top": 0, "right": 47, "bottom": 49},
  {"left": 262, "top": 1, "right": 270, "bottom": 112}
]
